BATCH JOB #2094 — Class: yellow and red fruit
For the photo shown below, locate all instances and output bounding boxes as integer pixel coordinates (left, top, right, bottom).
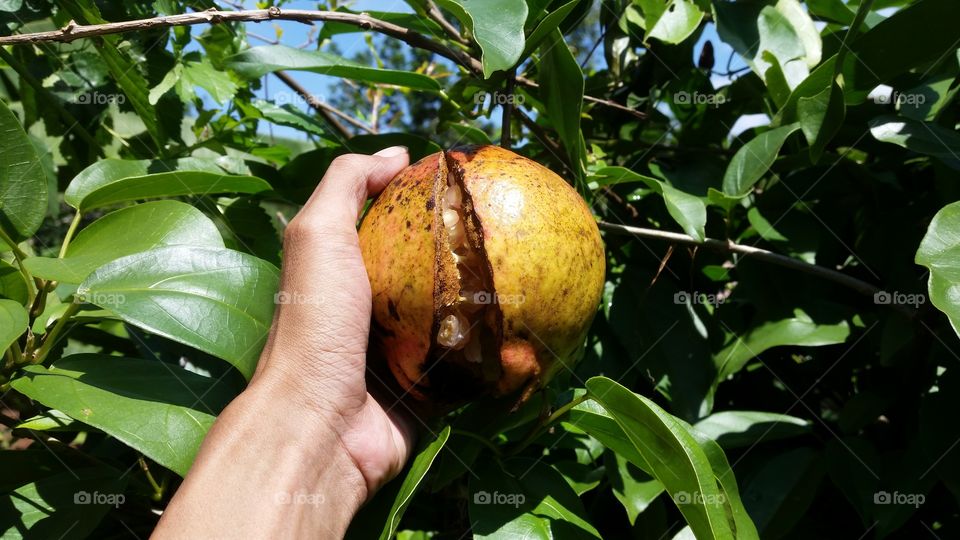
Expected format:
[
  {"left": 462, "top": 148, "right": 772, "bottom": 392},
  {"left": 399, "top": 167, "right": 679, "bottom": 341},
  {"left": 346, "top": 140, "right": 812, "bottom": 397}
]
[{"left": 359, "top": 145, "right": 604, "bottom": 406}]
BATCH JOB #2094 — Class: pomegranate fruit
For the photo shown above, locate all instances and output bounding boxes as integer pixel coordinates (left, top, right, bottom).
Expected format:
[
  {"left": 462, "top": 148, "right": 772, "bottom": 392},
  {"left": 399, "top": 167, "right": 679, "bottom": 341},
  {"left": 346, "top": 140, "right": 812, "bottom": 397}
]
[{"left": 359, "top": 145, "right": 605, "bottom": 407}]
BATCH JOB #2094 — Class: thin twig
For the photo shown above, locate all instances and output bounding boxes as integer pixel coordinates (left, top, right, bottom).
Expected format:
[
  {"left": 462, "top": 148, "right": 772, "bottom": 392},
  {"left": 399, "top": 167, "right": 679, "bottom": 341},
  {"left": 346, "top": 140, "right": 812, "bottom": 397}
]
[
  {"left": 272, "top": 71, "right": 372, "bottom": 137},
  {"left": 424, "top": 0, "right": 468, "bottom": 45},
  {"left": 515, "top": 75, "right": 646, "bottom": 120},
  {"left": 598, "top": 221, "right": 916, "bottom": 318}
]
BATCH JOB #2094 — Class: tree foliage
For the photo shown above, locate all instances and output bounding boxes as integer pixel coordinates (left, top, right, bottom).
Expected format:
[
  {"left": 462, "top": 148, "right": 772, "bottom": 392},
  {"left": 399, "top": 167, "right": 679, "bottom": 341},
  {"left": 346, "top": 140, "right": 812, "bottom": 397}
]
[{"left": 0, "top": 0, "right": 959, "bottom": 538}]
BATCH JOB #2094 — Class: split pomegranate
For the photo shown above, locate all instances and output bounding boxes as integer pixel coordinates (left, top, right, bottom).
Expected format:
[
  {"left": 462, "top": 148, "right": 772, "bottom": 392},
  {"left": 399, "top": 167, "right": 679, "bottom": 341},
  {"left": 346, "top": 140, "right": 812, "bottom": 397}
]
[{"left": 358, "top": 145, "right": 605, "bottom": 407}]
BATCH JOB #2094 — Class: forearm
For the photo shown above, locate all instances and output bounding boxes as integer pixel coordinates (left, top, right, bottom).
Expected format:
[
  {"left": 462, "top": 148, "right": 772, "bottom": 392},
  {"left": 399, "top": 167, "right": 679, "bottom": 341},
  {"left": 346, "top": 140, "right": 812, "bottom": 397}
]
[{"left": 153, "top": 379, "right": 367, "bottom": 539}]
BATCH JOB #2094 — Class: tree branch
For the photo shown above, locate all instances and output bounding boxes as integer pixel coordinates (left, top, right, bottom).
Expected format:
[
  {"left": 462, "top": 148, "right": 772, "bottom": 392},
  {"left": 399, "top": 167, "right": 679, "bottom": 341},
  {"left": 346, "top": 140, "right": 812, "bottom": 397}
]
[
  {"left": 423, "top": 0, "right": 468, "bottom": 45},
  {"left": 271, "top": 71, "right": 371, "bottom": 138},
  {"left": 598, "top": 221, "right": 916, "bottom": 317},
  {"left": 0, "top": 7, "right": 635, "bottom": 119}
]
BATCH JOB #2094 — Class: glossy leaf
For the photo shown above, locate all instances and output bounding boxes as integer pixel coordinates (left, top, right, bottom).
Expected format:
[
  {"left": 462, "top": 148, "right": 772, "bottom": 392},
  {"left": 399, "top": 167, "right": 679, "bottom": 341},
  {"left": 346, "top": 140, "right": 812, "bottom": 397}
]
[
  {"left": 379, "top": 426, "right": 450, "bottom": 540},
  {"left": 0, "top": 299, "right": 28, "bottom": 353},
  {"left": 593, "top": 166, "right": 706, "bottom": 241},
  {"left": 798, "top": 81, "right": 845, "bottom": 162},
  {"left": 539, "top": 29, "right": 586, "bottom": 174},
  {"left": 0, "top": 463, "right": 126, "bottom": 539},
  {"left": 917, "top": 201, "right": 960, "bottom": 337},
  {"left": 521, "top": 0, "right": 581, "bottom": 59},
  {"left": 469, "top": 457, "right": 601, "bottom": 538},
  {"left": 693, "top": 411, "right": 811, "bottom": 449},
  {"left": 65, "top": 158, "right": 270, "bottom": 212},
  {"left": 687, "top": 428, "right": 759, "bottom": 539},
  {"left": 24, "top": 201, "right": 224, "bottom": 284},
  {"left": 722, "top": 124, "right": 801, "bottom": 196},
  {"left": 606, "top": 452, "right": 664, "bottom": 525},
  {"left": 869, "top": 115, "right": 960, "bottom": 162},
  {"left": 227, "top": 45, "right": 441, "bottom": 91},
  {"left": 0, "top": 98, "right": 47, "bottom": 241},
  {"left": 586, "top": 377, "right": 736, "bottom": 539},
  {"left": 646, "top": 0, "right": 705, "bottom": 45},
  {"left": 714, "top": 314, "right": 850, "bottom": 380},
  {"left": 435, "top": 0, "right": 527, "bottom": 77},
  {"left": 78, "top": 246, "right": 279, "bottom": 378},
  {"left": 11, "top": 355, "right": 238, "bottom": 476},
  {"left": 0, "top": 260, "right": 28, "bottom": 304}
]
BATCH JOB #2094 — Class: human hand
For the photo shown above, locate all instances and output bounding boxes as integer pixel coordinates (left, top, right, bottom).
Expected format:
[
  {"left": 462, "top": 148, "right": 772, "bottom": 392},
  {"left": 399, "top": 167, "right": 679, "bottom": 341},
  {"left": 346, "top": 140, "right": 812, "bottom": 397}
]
[{"left": 155, "top": 147, "right": 416, "bottom": 539}]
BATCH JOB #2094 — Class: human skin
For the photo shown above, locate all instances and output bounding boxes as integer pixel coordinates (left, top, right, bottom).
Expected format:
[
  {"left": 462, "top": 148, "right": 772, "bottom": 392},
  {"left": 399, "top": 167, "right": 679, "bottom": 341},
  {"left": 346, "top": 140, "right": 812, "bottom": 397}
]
[{"left": 153, "top": 146, "right": 416, "bottom": 539}]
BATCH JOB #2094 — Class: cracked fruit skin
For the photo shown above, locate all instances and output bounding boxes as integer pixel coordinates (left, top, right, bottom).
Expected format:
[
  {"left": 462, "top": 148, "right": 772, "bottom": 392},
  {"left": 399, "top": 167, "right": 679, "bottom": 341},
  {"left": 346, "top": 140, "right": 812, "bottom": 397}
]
[{"left": 359, "top": 145, "right": 605, "bottom": 407}]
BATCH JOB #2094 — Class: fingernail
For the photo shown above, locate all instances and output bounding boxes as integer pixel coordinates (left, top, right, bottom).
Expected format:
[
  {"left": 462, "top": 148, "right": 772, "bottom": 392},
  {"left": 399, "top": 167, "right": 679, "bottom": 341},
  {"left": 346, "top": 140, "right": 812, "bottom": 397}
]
[{"left": 374, "top": 145, "right": 408, "bottom": 157}]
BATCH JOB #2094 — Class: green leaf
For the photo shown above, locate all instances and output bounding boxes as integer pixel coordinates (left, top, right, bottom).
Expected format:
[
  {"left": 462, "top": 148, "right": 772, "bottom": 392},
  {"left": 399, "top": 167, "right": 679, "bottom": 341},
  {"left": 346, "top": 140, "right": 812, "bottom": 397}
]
[
  {"left": 798, "top": 81, "right": 845, "bottom": 162},
  {"left": 722, "top": 124, "right": 801, "bottom": 196},
  {"left": 0, "top": 0, "right": 23, "bottom": 12},
  {"left": 592, "top": 166, "right": 706, "bottom": 241},
  {"left": 0, "top": 259, "right": 28, "bottom": 304},
  {"left": 687, "top": 428, "right": 759, "bottom": 539},
  {"left": 150, "top": 57, "right": 239, "bottom": 105},
  {"left": 65, "top": 158, "right": 271, "bottom": 212},
  {"left": 435, "top": 0, "right": 528, "bottom": 77},
  {"left": 24, "top": 201, "right": 224, "bottom": 284},
  {"left": 646, "top": 0, "right": 705, "bottom": 45},
  {"left": 11, "top": 355, "right": 237, "bottom": 475},
  {"left": 0, "top": 462, "right": 126, "bottom": 539},
  {"left": 714, "top": 1, "right": 817, "bottom": 89},
  {"left": 58, "top": 0, "right": 165, "bottom": 149},
  {"left": 16, "top": 409, "right": 85, "bottom": 432},
  {"left": 521, "top": 0, "right": 581, "bottom": 59},
  {"left": 469, "top": 457, "right": 601, "bottom": 538},
  {"left": 227, "top": 45, "right": 441, "bottom": 91},
  {"left": 917, "top": 201, "right": 960, "bottom": 337},
  {"left": 0, "top": 98, "right": 48, "bottom": 242},
  {"left": 740, "top": 448, "right": 823, "bottom": 537},
  {"left": 693, "top": 411, "right": 811, "bottom": 449},
  {"left": 868, "top": 115, "right": 960, "bottom": 162},
  {"left": 847, "top": 0, "right": 960, "bottom": 91},
  {"left": 714, "top": 314, "right": 851, "bottom": 380},
  {"left": 553, "top": 460, "right": 604, "bottom": 495},
  {"left": 586, "top": 377, "right": 735, "bottom": 539},
  {"left": 379, "top": 426, "right": 450, "bottom": 540},
  {"left": 746, "top": 207, "right": 788, "bottom": 242},
  {"left": 77, "top": 246, "right": 279, "bottom": 379},
  {"left": 0, "top": 299, "right": 28, "bottom": 353},
  {"left": 539, "top": 29, "right": 586, "bottom": 174},
  {"left": 317, "top": 8, "right": 443, "bottom": 40},
  {"left": 568, "top": 399, "right": 653, "bottom": 473},
  {"left": 606, "top": 452, "right": 664, "bottom": 525},
  {"left": 252, "top": 99, "right": 331, "bottom": 138}
]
